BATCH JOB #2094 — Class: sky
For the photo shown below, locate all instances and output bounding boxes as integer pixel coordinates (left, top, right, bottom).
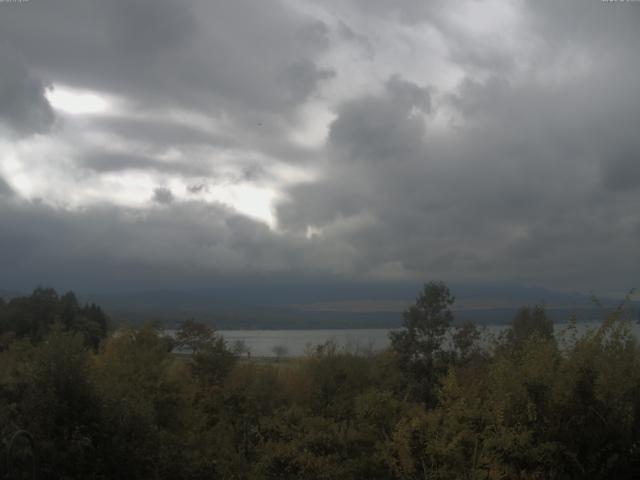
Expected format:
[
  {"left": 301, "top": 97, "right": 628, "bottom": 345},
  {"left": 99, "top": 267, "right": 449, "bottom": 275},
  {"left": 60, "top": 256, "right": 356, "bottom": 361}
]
[{"left": 0, "top": 0, "right": 639, "bottom": 295}]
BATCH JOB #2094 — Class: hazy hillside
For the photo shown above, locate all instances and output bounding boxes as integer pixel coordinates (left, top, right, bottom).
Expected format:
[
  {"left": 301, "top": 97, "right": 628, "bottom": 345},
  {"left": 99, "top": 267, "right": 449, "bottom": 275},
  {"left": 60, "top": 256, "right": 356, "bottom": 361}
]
[{"left": 73, "top": 282, "right": 635, "bottom": 329}]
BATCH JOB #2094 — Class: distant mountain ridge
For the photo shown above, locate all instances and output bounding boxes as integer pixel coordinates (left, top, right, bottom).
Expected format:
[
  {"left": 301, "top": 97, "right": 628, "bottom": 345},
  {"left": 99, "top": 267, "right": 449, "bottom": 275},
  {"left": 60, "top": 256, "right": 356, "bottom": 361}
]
[
  {"left": 68, "top": 282, "right": 636, "bottom": 330},
  {"left": 0, "top": 289, "right": 23, "bottom": 301},
  {"left": 2, "top": 282, "right": 635, "bottom": 329}
]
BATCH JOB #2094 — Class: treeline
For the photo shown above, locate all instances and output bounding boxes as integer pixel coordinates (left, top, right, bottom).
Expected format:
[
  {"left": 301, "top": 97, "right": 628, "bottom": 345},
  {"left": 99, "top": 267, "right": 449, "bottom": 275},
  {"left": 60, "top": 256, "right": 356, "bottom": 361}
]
[
  {"left": 0, "top": 283, "right": 639, "bottom": 479},
  {"left": 0, "top": 287, "right": 109, "bottom": 349}
]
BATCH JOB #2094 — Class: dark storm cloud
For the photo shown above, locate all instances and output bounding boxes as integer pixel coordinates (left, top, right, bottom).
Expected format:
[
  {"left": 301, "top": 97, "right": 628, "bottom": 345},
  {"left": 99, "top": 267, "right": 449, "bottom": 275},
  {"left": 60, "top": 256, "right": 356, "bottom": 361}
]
[
  {"left": 280, "top": 60, "right": 336, "bottom": 104},
  {"left": 277, "top": 180, "right": 368, "bottom": 232},
  {"left": 0, "top": 198, "right": 360, "bottom": 292},
  {"left": 0, "top": 200, "right": 244, "bottom": 290},
  {"left": 276, "top": 1, "right": 640, "bottom": 292},
  {"left": 81, "top": 152, "right": 172, "bottom": 174},
  {"left": 341, "top": 0, "right": 439, "bottom": 24},
  {"left": 327, "top": 76, "right": 430, "bottom": 164},
  {"left": 187, "top": 183, "right": 208, "bottom": 194},
  {"left": 80, "top": 151, "right": 209, "bottom": 176},
  {"left": 0, "top": 49, "right": 54, "bottom": 135},
  {"left": 0, "top": 0, "right": 335, "bottom": 215},
  {"left": 336, "top": 22, "right": 375, "bottom": 60},
  {"left": 78, "top": 116, "right": 227, "bottom": 149},
  {"left": 447, "top": 75, "right": 509, "bottom": 117},
  {"left": 152, "top": 187, "right": 175, "bottom": 205},
  {"left": 1, "top": 0, "right": 639, "bottom": 294},
  {"left": 600, "top": 150, "right": 640, "bottom": 192},
  {"left": 446, "top": 39, "right": 514, "bottom": 75},
  {"left": 99, "top": 0, "right": 196, "bottom": 57},
  {"left": 278, "top": 75, "right": 433, "bottom": 231},
  {"left": 0, "top": 176, "right": 14, "bottom": 198},
  {"left": 0, "top": 0, "right": 333, "bottom": 116},
  {"left": 527, "top": 0, "right": 640, "bottom": 47}
]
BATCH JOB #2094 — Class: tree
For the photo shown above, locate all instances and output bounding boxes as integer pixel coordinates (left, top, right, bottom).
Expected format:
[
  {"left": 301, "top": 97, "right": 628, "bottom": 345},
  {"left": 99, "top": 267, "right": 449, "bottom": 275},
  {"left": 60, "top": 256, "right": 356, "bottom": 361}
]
[
  {"left": 93, "top": 324, "right": 196, "bottom": 479},
  {"left": 389, "top": 281, "right": 455, "bottom": 403},
  {"left": 231, "top": 339, "right": 251, "bottom": 358},
  {"left": 0, "top": 288, "right": 109, "bottom": 350},
  {"left": 452, "top": 320, "right": 482, "bottom": 363},
  {"left": 175, "top": 319, "right": 215, "bottom": 354},
  {"left": 174, "top": 319, "right": 236, "bottom": 387},
  {"left": 271, "top": 344, "right": 288, "bottom": 362},
  {"left": 22, "top": 327, "right": 101, "bottom": 478},
  {"left": 506, "top": 305, "right": 554, "bottom": 348},
  {"left": 190, "top": 336, "right": 236, "bottom": 387}
]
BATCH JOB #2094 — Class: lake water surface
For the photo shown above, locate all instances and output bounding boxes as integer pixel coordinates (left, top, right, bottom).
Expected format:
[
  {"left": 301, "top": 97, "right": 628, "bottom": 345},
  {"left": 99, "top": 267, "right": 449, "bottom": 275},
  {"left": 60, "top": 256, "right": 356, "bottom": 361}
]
[
  {"left": 220, "top": 328, "right": 393, "bottom": 357},
  {"left": 219, "top": 321, "right": 640, "bottom": 357}
]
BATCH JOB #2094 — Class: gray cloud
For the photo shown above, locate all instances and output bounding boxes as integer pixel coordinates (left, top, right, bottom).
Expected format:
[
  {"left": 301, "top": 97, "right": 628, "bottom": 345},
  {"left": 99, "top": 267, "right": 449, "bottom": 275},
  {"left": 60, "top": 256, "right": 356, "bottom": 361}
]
[
  {"left": 77, "top": 116, "right": 226, "bottom": 149},
  {"left": 152, "top": 187, "right": 175, "bottom": 205},
  {"left": 0, "top": 198, "right": 355, "bottom": 292},
  {"left": 278, "top": 75, "right": 433, "bottom": 231},
  {"left": 336, "top": 21, "right": 375, "bottom": 60},
  {"left": 0, "top": 176, "right": 13, "bottom": 198},
  {"left": 0, "top": 48, "right": 54, "bottom": 135},
  {"left": 187, "top": 183, "right": 208, "bottom": 194},
  {"left": 0, "top": 0, "right": 332, "bottom": 117},
  {"left": 600, "top": 150, "right": 640, "bottom": 192},
  {"left": 327, "top": 76, "right": 430, "bottom": 164},
  {"left": 280, "top": 59, "right": 336, "bottom": 105},
  {"left": 336, "top": 0, "right": 439, "bottom": 25},
  {"left": 275, "top": 2, "right": 640, "bottom": 292},
  {"left": 0, "top": 0, "right": 335, "bottom": 217},
  {"left": 1, "top": 0, "right": 639, "bottom": 295},
  {"left": 80, "top": 151, "right": 209, "bottom": 176},
  {"left": 99, "top": 0, "right": 196, "bottom": 58}
]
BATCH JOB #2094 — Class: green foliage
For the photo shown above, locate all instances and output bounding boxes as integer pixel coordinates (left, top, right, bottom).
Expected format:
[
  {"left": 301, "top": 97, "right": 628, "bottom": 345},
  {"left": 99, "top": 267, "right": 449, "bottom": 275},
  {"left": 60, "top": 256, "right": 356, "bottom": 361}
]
[
  {"left": 1, "top": 327, "right": 101, "bottom": 478},
  {"left": 0, "top": 288, "right": 109, "bottom": 349},
  {"left": 505, "top": 305, "right": 555, "bottom": 349},
  {"left": 1, "top": 282, "right": 640, "bottom": 479},
  {"left": 303, "top": 341, "right": 375, "bottom": 420},
  {"left": 92, "top": 324, "right": 207, "bottom": 479},
  {"left": 175, "top": 318, "right": 216, "bottom": 354},
  {"left": 175, "top": 318, "right": 237, "bottom": 388},
  {"left": 452, "top": 320, "right": 483, "bottom": 363},
  {"left": 390, "top": 281, "right": 456, "bottom": 404},
  {"left": 390, "top": 282, "right": 455, "bottom": 364}
]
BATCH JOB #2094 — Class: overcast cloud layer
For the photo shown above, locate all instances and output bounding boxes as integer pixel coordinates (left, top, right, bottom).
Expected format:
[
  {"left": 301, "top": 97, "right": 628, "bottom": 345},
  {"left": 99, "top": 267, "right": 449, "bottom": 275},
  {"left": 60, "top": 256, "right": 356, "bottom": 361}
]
[{"left": 0, "top": 0, "right": 639, "bottom": 294}]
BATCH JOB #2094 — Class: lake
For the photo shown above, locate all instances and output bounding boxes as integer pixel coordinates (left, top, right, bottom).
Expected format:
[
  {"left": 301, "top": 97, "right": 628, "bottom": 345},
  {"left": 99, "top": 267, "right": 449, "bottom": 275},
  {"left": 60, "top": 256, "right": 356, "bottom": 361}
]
[
  {"left": 220, "top": 328, "right": 394, "bottom": 357},
  {"left": 219, "top": 321, "right": 640, "bottom": 357}
]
